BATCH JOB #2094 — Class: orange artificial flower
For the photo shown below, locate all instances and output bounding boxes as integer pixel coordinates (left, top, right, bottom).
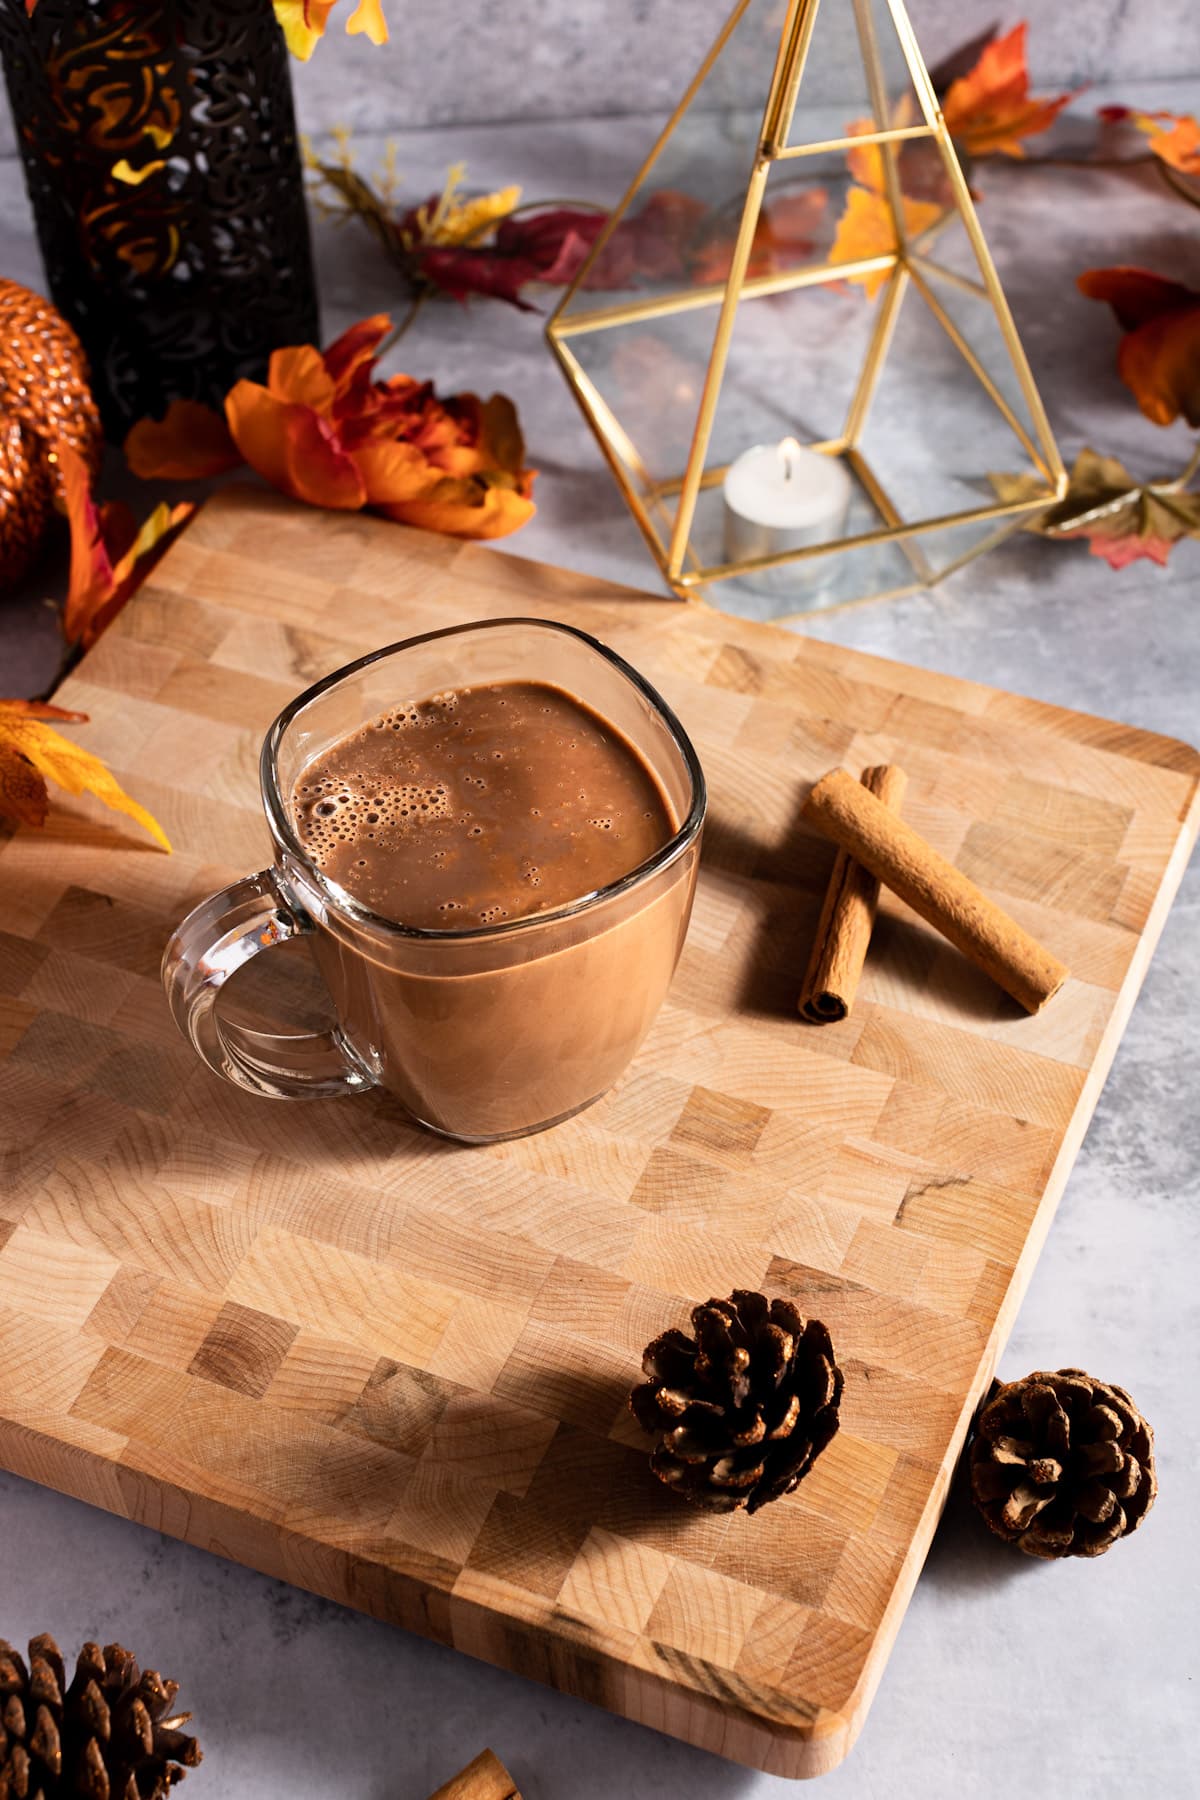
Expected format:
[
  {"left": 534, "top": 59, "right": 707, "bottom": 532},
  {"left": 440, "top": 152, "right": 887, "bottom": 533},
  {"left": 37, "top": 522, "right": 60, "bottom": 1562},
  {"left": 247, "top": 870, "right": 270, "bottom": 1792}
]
[
  {"left": 125, "top": 315, "right": 536, "bottom": 541},
  {"left": 125, "top": 399, "right": 243, "bottom": 480},
  {"left": 941, "top": 24, "right": 1074, "bottom": 158},
  {"left": 829, "top": 186, "right": 942, "bottom": 297},
  {"left": 1077, "top": 267, "right": 1200, "bottom": 428},
  {"left": 58, "top": 444, "right": 194, "bottom": 649}
]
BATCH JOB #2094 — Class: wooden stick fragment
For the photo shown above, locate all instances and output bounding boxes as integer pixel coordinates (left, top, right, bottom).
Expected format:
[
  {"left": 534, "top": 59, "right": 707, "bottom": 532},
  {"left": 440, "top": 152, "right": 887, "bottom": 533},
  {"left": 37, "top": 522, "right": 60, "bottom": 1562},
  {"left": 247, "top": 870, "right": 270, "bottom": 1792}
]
[
  {"left": 801, "top": 767, "right": 1069, "bottom": 1014},
  {"left": 425, "top": 1749, "right": 522, "bottom": 1800},
  {"left": 799, "top": 763, "right": 908, "bottom": 1023}
]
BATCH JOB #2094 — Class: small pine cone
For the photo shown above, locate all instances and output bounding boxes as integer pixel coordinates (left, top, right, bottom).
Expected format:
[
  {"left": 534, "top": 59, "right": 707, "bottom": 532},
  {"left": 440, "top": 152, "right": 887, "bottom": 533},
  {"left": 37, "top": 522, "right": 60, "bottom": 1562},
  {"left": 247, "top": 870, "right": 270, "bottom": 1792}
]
[
  {"left": 0, "top": 1635, "right": 201, "bottom": 1799},
  {"left": 970, "top": 1367, "right": 1157, "bottom": 1559},
  {"left": 630, "top": 1290, "right": 844, "bottom": 1514}
]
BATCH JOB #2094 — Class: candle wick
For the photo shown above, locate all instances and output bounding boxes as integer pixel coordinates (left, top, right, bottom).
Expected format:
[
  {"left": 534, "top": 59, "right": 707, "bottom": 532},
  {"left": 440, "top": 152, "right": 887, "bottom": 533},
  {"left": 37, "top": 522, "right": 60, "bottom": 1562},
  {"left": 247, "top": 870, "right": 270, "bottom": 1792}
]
[{"left": 779, "top": 434, "right": 803, "bottom": 483}]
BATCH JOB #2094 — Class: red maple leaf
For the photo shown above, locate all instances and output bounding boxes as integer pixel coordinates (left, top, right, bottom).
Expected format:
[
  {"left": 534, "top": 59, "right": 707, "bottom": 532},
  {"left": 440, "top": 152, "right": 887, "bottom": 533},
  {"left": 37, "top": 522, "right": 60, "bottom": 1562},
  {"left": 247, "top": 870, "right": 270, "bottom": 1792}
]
[{"left": 417, "top": 208, "right": 607, "bottom": 310}]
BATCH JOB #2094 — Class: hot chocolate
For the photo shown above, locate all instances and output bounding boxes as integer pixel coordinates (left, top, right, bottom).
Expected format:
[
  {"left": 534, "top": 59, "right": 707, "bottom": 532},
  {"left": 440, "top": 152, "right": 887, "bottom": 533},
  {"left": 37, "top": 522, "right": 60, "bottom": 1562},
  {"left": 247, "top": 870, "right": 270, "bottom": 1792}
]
[
  {"left": 291, "top": 680, "right": 673, "bottom": 929},
  {"left": 286, "top": 674, "right": 697, "bottom": 1139},
  {"left": 163, "top": 618, "right": 705, "bottom": 1138}
]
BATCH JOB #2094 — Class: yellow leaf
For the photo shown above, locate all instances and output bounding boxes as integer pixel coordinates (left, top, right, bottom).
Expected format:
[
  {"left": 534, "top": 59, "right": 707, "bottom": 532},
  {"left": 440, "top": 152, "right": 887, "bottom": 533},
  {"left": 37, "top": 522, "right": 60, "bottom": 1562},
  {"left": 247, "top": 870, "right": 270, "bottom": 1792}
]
[
  {"left": 347, "top": 0, "right": 387, "bottom": 44},
  {"left": 272, "top": 0, "right": 335, "bottom": 59},
  {"left": 273, "top": 0, "right": 384, "bottom": 58},
  {"left": 0, "top": 707, "right": 171, "bottom": 850},
  {"left": 423, "top": 166, "right": 523, "bottom": 246},
  {"left": 828, "top": 185, "right": 942, "bottom": 297}
]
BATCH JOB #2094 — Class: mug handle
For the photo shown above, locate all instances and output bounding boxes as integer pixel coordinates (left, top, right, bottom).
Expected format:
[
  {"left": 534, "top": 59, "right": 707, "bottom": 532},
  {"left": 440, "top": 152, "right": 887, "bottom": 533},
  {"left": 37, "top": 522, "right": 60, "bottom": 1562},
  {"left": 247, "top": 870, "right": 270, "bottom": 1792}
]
[{"left": 162, "top": 869, "right": 375, "bottom": 1099}]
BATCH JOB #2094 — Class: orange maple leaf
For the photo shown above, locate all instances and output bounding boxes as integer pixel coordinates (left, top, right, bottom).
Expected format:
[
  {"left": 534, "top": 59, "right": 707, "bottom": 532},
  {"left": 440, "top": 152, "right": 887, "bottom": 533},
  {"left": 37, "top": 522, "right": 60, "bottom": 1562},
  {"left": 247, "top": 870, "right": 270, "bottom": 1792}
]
[
  {"left": 1146, "top": 114, "right": 1200, "bottom": 175},
  {"left": 1098, "top": 107, "right": 1200, "bottom": 176},
  {"left": 828, "top": 185, "right": 943, "bottom": 297},
  {"left": 0, "top": 698, "right": 170, "bottom": 847},
  {"left": 846, "top": 121, "right": 888, "bottom": 197},
  {"left": 58, "top": 444, "right": 195, "bottom": 649},
  {"left": 846, "top": 96, "right": 922, "bottom": 194},
  {"left": 1077, "top": 266, "right": 1200, "bottom": 428},
  {"left": 941, "top": 24, "right": 1075, "bottom": 158}
]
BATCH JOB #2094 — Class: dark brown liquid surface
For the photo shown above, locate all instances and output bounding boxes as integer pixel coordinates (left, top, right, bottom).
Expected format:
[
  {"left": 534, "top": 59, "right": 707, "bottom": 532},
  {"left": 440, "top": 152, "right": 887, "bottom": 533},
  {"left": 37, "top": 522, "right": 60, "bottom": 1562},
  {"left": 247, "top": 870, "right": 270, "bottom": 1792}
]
[{"left": 291, "top": 681, "right": 674, "bottom": 929}]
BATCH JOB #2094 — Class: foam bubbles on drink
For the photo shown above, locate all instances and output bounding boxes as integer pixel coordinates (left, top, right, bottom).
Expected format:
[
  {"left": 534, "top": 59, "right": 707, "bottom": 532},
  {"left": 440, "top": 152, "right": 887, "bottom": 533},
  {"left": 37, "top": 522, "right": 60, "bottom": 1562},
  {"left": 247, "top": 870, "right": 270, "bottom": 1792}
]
[
  {"left": 295, "top": 771, "right": 452, "bottom": 867},
  {"left": 290, "top": 680, "right": 673, "bottom": 931}
]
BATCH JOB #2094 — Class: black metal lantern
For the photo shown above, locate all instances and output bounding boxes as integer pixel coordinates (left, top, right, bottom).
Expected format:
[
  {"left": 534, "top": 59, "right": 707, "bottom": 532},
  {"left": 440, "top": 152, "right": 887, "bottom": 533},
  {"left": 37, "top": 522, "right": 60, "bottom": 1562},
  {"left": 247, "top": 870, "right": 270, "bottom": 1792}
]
[{"left": 0, "top": 0, "right": 320, "bottom": 436}]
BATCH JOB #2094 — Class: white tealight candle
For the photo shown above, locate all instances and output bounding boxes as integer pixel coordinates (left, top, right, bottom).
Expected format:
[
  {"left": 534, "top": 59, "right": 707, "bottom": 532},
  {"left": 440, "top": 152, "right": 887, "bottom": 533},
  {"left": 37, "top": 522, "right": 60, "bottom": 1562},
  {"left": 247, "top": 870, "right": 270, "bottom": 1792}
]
[{"left": 722, "top": 437, "right": 852, "bottom": 594}]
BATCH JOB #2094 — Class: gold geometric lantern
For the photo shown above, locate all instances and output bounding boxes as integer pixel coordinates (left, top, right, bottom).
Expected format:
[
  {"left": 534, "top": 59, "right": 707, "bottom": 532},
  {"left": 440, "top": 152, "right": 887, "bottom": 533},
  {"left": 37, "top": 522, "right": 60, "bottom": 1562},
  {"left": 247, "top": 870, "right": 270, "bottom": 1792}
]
[{"left": 546, "top": 0, "right": 1067, "bottom": 619}]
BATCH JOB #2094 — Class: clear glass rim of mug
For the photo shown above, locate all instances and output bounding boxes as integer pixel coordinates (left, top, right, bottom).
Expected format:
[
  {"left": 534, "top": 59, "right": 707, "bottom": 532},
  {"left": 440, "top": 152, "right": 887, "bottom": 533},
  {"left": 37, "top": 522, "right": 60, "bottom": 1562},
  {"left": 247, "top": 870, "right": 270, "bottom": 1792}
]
[{"left": 260, "top": 616, "right": 707, "bottom": 943}]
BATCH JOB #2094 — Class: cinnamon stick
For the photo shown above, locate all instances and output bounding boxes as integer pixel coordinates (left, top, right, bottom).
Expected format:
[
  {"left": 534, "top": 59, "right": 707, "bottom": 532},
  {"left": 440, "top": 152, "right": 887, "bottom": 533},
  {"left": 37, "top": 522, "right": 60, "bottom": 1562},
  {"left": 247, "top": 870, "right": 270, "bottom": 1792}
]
[
  {"left": 799, "top": 763, "right": 908, "bottom": 1023},
  {"left": 801, "top": 767, "right": 1069, "bottom": 1014},
  {"left": 425, "top": 1749, "right": 522, "bottom": 1800}
]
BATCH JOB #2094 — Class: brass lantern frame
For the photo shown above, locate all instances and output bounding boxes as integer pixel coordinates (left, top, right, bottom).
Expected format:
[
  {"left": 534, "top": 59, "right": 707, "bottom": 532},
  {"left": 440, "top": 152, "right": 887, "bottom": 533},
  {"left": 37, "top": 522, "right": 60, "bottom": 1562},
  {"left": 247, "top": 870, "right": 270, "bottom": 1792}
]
[{"left": 545, "top": 0, "right": 1068, "bottom": 615}]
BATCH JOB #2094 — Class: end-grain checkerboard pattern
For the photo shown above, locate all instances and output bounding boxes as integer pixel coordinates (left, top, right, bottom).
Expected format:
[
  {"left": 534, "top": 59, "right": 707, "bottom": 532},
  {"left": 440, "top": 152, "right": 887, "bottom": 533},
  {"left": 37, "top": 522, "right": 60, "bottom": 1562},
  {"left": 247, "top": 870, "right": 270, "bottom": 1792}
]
[{"left": 1, "top": 489, "right": 1196, "bottom": 1777}]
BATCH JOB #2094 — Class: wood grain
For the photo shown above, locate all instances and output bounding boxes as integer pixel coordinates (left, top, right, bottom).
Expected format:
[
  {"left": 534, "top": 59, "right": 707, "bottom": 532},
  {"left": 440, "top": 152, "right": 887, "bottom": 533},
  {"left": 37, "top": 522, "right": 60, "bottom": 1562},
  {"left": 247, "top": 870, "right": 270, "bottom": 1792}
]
[
  {"left": 0, "top": 487, "right": 1196, "bottom": 1778},
  {"left": 426, "top": 1748, "right": 522, "bottom": 1800}
]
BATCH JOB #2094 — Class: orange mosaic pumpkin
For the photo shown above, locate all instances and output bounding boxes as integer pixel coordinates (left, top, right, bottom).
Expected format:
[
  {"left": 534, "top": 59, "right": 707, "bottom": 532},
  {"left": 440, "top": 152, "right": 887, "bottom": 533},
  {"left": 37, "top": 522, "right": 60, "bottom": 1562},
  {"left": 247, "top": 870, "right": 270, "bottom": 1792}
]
[{"left": 0, "top": 278, "right": 103, "bottom": 588}]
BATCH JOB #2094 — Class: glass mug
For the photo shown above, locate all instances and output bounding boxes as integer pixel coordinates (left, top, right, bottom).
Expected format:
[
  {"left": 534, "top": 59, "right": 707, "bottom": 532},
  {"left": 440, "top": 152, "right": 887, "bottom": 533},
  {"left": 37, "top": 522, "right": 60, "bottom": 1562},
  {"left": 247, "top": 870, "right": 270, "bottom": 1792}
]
[{"left": 162, "top": 618, "right": 706, "bottom": 1143}]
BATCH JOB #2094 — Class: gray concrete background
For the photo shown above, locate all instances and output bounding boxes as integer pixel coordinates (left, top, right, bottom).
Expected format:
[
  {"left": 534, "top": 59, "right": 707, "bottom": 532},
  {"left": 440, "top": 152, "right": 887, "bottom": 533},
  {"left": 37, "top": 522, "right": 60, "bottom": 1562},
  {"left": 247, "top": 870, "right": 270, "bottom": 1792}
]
[
  {"left": 292, "top": 0, "right": 1200, "bottom": 130},
  {"left": 3, "top": 0, "right": 1198, "bottom": 156}
]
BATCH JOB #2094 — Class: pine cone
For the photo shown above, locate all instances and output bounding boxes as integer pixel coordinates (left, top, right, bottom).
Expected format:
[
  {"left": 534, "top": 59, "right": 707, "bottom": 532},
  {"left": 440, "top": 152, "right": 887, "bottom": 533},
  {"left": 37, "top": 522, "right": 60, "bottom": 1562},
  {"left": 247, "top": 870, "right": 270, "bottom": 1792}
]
[
  {"left": 630, "top": 1290, "right": 844, "bottom": 1514},
  {"left": 0, "top": 1636, "right": 201, "bottom": 1800},
  {"left": 970, "top": 1367, "right": 1157, "bottom": 1559}
]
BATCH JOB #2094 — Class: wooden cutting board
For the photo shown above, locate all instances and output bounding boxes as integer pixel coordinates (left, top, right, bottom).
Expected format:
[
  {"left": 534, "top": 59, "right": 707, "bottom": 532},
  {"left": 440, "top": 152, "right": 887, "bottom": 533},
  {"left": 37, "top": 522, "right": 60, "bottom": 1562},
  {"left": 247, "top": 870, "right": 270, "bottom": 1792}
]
[{"left": 1, "top": 487, "right": 1196, "bottom": 1778}]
